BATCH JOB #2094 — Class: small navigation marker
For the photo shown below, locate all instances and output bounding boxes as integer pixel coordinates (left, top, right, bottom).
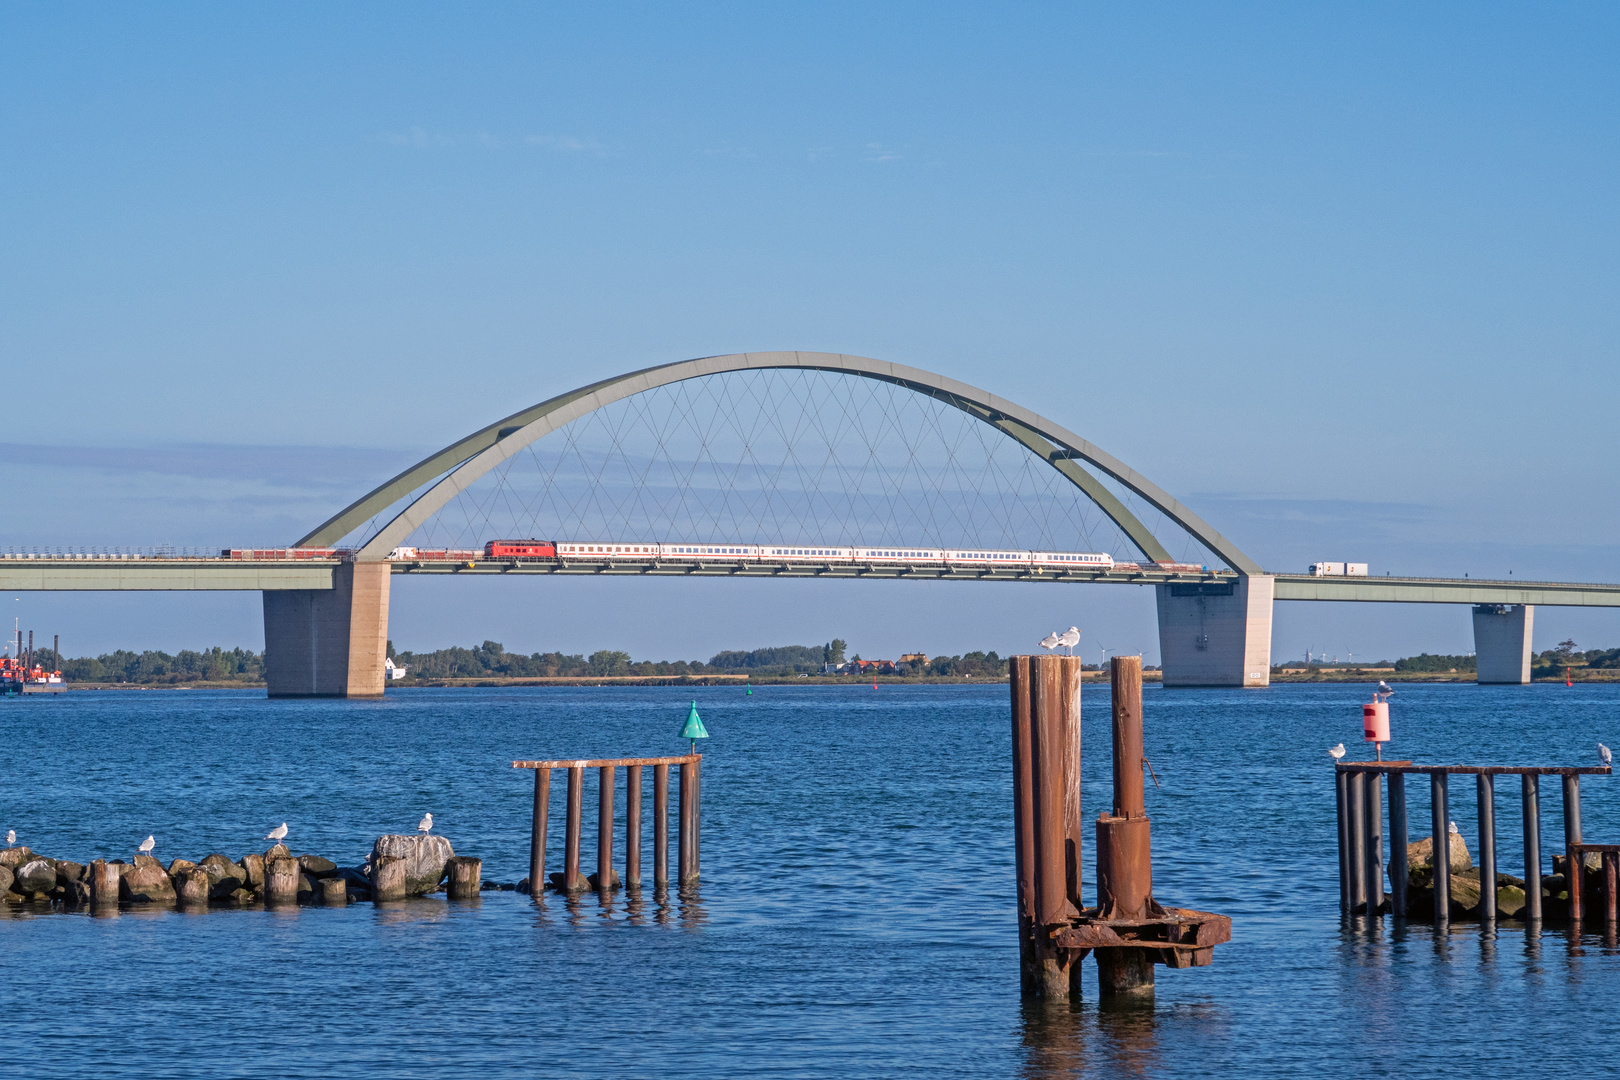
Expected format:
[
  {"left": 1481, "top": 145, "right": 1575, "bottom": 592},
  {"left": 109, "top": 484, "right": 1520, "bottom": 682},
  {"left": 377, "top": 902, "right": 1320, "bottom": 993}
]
[{"left": 682, "top": 700, "right": 709, "bottom": 755}]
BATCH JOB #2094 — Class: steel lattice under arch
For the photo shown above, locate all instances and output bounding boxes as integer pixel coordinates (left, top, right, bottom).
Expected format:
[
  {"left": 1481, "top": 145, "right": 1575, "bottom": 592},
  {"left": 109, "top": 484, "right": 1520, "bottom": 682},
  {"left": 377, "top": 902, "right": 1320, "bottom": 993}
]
[{"left": 299, "top": 351, "right": 1263, "bottom": 575}]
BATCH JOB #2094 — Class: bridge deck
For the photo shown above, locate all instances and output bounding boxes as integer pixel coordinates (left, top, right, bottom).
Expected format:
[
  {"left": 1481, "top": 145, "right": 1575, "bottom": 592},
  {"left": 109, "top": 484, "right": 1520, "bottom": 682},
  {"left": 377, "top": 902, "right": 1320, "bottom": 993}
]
[{"left": 3, "top": 556, "right": 1619, "bottom": 606}]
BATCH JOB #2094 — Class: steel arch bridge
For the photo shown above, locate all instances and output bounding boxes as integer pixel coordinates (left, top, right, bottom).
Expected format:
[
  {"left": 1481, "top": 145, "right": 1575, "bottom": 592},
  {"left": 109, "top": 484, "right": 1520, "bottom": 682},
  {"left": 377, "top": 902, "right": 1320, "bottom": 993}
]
[{"left": 5, "top": 350, "right": 1618, "bottom": 695}]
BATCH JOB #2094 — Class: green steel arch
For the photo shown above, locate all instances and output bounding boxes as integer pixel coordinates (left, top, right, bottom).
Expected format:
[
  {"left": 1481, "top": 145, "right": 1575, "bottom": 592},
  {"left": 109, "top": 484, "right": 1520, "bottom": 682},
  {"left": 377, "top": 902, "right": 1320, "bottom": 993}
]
[{"left": 299, "top": 351, "right": 1262, "bottom": 575}]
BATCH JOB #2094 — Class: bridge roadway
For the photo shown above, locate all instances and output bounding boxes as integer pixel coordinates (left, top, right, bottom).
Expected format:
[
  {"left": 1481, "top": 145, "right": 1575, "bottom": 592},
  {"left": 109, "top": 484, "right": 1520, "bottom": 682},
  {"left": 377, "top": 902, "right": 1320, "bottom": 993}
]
[{"left": 4, "top": 555, "right": 1620, "bottom": 607}]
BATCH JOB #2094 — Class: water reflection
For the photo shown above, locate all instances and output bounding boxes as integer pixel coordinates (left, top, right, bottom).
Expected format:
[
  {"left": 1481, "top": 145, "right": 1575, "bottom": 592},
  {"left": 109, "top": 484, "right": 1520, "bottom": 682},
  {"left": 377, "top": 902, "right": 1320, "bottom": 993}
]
[{"left": 1017, "top": 996, "right": 1160, "bottom": 1079}]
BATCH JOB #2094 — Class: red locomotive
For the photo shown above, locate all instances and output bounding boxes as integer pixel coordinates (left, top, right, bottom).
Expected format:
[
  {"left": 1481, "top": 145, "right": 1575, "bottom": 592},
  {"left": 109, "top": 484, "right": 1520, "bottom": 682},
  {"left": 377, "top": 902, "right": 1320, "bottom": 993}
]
[{"left": 483, "top": 539, "right": 557, "bottom": 558}]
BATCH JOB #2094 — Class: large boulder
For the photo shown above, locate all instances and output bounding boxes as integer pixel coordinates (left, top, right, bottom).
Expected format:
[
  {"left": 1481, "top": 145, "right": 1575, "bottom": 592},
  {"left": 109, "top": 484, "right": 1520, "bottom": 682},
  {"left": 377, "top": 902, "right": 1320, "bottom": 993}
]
[
  {"left": 371, "top": 834, "right": 454, "bottom": 896},
  {"left": 0, "top": 866, "right": 13, "bottom": 896},
  {"left": 298, "top": 855, "right": 338, "bottom": 879},
  {"left": 0, "top": 847, "right": 34, "bottom": 871},
  {"left": 240, "top": 854, "right": 265, "bottom": 892},
  {"left": 14, "top": 858, "right": 58, "bottom": 894},
  {"left": 200, "top": 854, "right": 246, "bottom": 898},
  {"left": 120, "top": 860, "right": 176, "bottom": 904},
  {"left": 1397, "top": 833, "right": 1473, "bottom": 888}
]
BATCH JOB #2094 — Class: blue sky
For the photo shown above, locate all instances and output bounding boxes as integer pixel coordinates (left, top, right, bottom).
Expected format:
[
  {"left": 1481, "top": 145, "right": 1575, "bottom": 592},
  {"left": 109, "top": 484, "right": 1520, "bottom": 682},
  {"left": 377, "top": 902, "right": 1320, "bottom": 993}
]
[{"left": 3, "top": 3, "right": 1617, "bottom": 662}]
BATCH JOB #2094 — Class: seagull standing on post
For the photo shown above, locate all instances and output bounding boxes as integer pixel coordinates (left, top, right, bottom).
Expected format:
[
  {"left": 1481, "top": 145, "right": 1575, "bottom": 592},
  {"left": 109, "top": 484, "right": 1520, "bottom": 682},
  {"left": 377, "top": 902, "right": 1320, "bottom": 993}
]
[
  {"left": 418, "top": 813, "right": 434, "bottom": 834},
  {"left": 1329, "top": 743, "right": 1346, "bottom": 762},
  {"left": 266, "top": 822, "right": 288, "bottom": 845},
  {"left": 1601, "top": 743, "right": 1612, "bottom": 768},
  {"left": 1056, "top": 627, "right": 1081, "bottom": 656},
  {"left": 1038, "top": 632, "right": 1060, "bottom": 652}
]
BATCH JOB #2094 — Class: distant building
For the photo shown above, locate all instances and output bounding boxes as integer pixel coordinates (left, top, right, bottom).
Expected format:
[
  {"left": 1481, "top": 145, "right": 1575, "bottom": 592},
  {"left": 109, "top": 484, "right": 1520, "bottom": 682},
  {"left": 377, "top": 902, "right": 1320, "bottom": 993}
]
[{"left": 385, "top": 657, "right": 408, "bottom": 680}]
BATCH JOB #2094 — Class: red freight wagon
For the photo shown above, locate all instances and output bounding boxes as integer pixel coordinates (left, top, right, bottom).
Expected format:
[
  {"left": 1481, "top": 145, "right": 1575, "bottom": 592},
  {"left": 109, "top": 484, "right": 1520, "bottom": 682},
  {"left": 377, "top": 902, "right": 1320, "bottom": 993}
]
[{"left": 483, "top": 539, "right": 557, "bottom": 559}]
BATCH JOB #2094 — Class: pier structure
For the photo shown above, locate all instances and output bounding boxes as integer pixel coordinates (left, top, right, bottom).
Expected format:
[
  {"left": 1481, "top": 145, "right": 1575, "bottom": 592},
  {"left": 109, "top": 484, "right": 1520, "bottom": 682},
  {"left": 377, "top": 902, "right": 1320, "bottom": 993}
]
[
  {"left": 513, "top": 753, "right": 700, "bottom": 895},
  {"left": 1011, "top": 653, "right": 1229, "bottom": 1002},
  {"left": 1336, "top": 761, "right": 1611, "bottom": 925}
]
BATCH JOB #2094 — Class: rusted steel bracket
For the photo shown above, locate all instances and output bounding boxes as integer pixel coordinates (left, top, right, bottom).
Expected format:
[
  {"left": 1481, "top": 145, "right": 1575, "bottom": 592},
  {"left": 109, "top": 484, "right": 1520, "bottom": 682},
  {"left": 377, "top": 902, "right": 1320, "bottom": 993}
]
[{"left": 1054, "top": 906, "right": 1232, "bottom": 969}]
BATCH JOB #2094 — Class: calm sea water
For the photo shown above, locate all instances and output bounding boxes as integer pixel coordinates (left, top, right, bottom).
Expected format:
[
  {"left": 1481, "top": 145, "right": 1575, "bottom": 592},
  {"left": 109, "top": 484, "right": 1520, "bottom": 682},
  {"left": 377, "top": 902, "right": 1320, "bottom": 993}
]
[{"left": 3, "top": 682, "right": 1620, "bottom": 1077}]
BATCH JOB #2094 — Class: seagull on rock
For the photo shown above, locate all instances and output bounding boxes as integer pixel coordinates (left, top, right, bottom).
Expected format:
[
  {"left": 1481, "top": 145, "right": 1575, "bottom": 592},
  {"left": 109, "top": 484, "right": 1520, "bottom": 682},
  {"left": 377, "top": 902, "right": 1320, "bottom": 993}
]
[
  {"left": 137, "top": 835, "right": 155, "bottom": 857},
  {"left": 418, "top": 813, "right": 434, "bottom": 834},
  {"left": 1449, "top": 821, "right": 1460, "bottom": 835},
  {"left": 266, "top": 823, "right": 288, "bottom": 844},
  {"left": 5, "top": 829, "right": 13, "bottom": 848},
  {"left": 1038, "top": 631, "right": 1061, "bottom": 652},
  {"left": 1601, "top": 743, "right": 1612, "bottom": 769},
  {"left": 1056, "top": 627, "right": 1081, "bottom": 656},
  {"left": 1329, "top": 743, "right": 1346, "bottom": 762}
]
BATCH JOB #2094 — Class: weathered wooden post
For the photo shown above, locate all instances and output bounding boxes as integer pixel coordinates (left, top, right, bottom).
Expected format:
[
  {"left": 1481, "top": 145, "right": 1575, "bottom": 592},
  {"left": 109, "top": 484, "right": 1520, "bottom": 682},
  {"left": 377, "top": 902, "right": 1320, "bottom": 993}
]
[
  {"left": 320, "top": 876, "right": 349, "bottom": 906},
  {"left": 1430, "top": 772, "right": 1450, "bottom": 924},
  {"left": 654, "top": 763, "right": 670, "bottom": 890},
  {"left": 528, "top": 767, "right": 550, "bottom": 897},
  {"left": 679, "top": 759, "right": 698, "bottom": 888},
  {"left": 1605, "top": 852, "right": 1619, "bottom": 929},
  {"left": 372, "top": 855, "right": 406, "bottom": 901},
  {"left": 90, "top": 859, "right": 119, "bottom": 907},
  {"left": 447, "top": 856, "right": 482, "bottom": 899},
  {"left": 1564, "top": 774, "right": 1583, "bottom": 922},
  {"left": 1009, "top": 655, "right": 1039, "bottom": 990},
  {"left": 597, "top": 764, "right": 616, "bottom": 891},
  {"left": 1388, "top": 772, "right": 1408, "bottom": 919},
  {"left": 1478, "top": 773, "right": 1497, "bottom": 923},
  {"left": 564, "top": 764, "right": 585, "bottom": 892},
  {"left": 266, "top": 856, "right": 300, "bottom": 905},
  {"left": 626, "top": 764, "right": 643, "bottom": 891},
  {"left": 1523, "top": 774, "right": 1542, "bottom": 921}
]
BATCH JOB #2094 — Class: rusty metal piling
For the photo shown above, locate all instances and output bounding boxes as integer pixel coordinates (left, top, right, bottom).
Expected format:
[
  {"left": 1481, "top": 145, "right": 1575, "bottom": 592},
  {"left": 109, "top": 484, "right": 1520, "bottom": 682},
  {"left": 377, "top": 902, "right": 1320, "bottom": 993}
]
[{"left": 1564, "top": 775, "right": 1584, "bottom": 922}]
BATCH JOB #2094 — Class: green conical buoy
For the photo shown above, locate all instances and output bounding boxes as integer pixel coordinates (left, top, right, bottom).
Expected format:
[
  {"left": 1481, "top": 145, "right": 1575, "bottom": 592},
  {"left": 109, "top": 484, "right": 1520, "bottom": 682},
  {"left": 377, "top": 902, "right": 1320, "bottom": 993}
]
[{"left": 682, "top": 700, "right": 709, "bottom": 754}]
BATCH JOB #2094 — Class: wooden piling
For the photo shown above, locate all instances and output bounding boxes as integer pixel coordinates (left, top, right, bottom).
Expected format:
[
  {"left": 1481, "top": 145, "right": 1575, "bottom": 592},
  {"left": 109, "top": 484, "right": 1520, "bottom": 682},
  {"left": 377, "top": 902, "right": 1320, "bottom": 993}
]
[
  {"left": 1430, "top": 772, "right": 1450, "bottom": 924},
  {"left": 1347, "top": 773, "right": 1366, "bottom": 911},
  {"left": 266, "top": 856, "right": 300, "bottom": 905},
  {"left": 1363, "top": 772, "right": 1384, "bottom": 914},
  {"left": 565, "top": 765, "right": 585, "bottom": 892},
  {"left": 1523, "top": 774, "right": 1542, "bottom": 921},
  {"left": 528, "top": 767, "right": 549, "bottom": 897},
  {"left": 321, "top": 876, "right": 349, "bottom": 906},
  {"left": 447, "top": 856, "right": 482, "bottom": 899},
  {"left": 598, "top": 765, "right": 616, "bottom": 892},
  {"left": 1564, "top": 775, "right": 1583, "bottom": 922},
  {"left": 626, "top": 764, "right": 643, "bottom": 891},
  {"left": 1605, "top": 852, "right": 1618, "bottom": 929},
  {"left": 1478, "top": 773, "right": 1497, "bottom": 923},
  {"left": 90, "top": 859, "right": 119, "bottom": 906},
  {"left": 1009, "top": 656, "right": 1038, "bottom": 990},
  {"left": 371, "top": 855, "right": 406, "bottom": 901},
  {"left": 1335, "top": 769, "right": 1351, "bottom": 912},
  {"left": 1028, "top": 655, "right": 1084, "bottom": 999},
  {"left": 654, "top": 763, "right": 670, "bottom": 890},
  {"left": 1388, "top": 772, "right": 1408, "bottom": 919},
  {"left": 679, "top": 760, "right": 697, "bottom": 888}
]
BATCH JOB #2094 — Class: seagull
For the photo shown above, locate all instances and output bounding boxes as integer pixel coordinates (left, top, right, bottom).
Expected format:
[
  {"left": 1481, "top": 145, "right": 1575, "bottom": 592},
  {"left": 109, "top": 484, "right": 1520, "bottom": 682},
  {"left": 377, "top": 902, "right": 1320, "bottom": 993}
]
[
  {"left": 137, "top": 835, "right": 155, "bottom": 857},
  {"left": 1601, "top": 743, "right": 1612, "bottom": 768},
  {"left": 266, "top": 823, "right": 288, "bottom": 844},
  {"left": 1056, "top": 627, "right": 1081, "bottom": 656},
  {"left": 1038, "top": 631, "right": 1061, "bottom": 651},
  {"left": 1378, "top": 680, "right": 1394, "bottom": 696},
  {"left": 1329, "top": 743, "right": 1346, "bottom": 761},
  {"left": 1449, "top": 821, "right": 1459, "bottom": 835},
  {"left": 4, "top": 829, "right": 13, "bottom": 848},
  {"left": 418, "top": 812, "right": 434, "bottom": 834}
]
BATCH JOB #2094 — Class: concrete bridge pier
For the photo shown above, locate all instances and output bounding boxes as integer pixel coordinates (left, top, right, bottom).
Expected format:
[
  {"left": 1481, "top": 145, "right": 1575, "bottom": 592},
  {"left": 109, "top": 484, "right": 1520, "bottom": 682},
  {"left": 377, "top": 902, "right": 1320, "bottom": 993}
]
[
  {"left": 1473, "top": 604, "right": 1533, "bottom": 684},
  {"left": 262, "top": 561, "right": 391, "bottom": 698},
  {"left": 1154, "top": 576, "right": 1274, "bottom": 687}
]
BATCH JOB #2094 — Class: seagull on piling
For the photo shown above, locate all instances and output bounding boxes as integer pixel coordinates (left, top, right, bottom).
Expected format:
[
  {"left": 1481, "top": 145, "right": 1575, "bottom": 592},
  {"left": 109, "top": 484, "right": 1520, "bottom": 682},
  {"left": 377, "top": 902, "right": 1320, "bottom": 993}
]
[
  {"left": 266, "top": 823, "right": 288, "bottom": 844},
  {"left": 1056, "top": 627, "right": 1081, "bottom": 656},
  {"left": 1038, "top": 631, "right": 1061, "bottom": 652},
  {"left": 1601, "top": 743, "right": 1613, "bottom": 768},
  {"left": 1329, "top": 743, "right": 1346, "bottom": 762},
  {"left": 137, "top": 835, "right": 155, "bottom": 857},
  {"left": 418, "top": 813, "right": 434, "bottom": 834}
]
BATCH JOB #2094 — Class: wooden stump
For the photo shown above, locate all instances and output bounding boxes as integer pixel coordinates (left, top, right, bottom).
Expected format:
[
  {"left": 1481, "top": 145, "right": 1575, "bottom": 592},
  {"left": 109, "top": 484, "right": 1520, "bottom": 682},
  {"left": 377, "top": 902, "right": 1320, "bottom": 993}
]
[
  {"left": 90, "top": 859, "right": 120, "bottom": 906},
  {"left": 266, "top": 857, "right": 300, "bottom": 905},
  {"left": 178, "top": 867, "right": 211, "bottom": 906},
  {"left": 371, "top": 855, "right": 407, "bottom": 902},
  {"left": 446, "top": 856, "right": 482, "bottom": 899},
  {"left": 320, "top": 876, "right": 349, "bottom": 906}
]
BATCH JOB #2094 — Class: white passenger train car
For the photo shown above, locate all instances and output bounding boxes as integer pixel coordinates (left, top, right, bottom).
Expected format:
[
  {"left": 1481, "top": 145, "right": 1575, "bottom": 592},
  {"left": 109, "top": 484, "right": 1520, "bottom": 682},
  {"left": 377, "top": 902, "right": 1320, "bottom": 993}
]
[{"left": 551, "top": 541, "right": 1115, "bottom": 570}]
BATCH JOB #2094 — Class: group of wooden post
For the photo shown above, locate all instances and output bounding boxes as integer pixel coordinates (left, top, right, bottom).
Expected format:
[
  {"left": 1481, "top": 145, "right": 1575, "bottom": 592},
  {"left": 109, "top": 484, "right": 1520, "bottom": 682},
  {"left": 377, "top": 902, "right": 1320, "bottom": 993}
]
[
  {"left": 1336, "top": 762, "right": 1613, "bottom": 925},
  {"left": 515, "top": 754, "right": 701, "bottom": 895}
]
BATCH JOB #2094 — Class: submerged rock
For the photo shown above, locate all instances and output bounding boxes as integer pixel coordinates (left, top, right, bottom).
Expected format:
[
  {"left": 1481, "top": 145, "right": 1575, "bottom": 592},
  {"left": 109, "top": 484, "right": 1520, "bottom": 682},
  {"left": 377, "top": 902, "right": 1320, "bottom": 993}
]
[{"left": 370, "top": 835, "right": 454, "bottom": 896}]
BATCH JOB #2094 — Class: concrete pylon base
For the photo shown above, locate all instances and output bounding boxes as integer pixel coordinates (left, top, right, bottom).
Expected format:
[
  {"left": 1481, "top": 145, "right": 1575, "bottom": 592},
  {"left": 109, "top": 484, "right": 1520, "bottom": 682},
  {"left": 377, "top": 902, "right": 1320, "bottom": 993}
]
[
  {"left": 263, "top": 561, "right": 391, "bottom": 698},
  {"left": 1473, "top": 604, "right": 1533, "bottom": 684},
  {"left": 1155, "top": 575, "right": 1273, "bottom": 687}
]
